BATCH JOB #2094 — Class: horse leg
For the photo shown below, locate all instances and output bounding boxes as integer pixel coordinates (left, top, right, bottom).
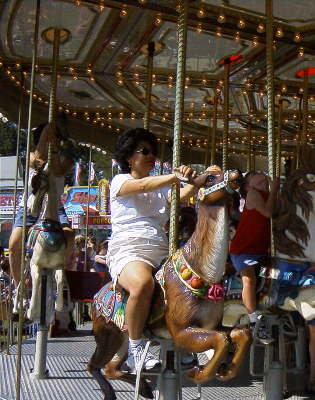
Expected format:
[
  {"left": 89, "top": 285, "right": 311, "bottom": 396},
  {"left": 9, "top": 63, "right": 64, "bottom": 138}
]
[
  {"left": 87, "top": 316, "right": 124, "bottom": 400},
  {"left": 216, "top": 327, "right": 252, "bottom": 381},
  {"left": 54, "top": 269, "right": 64, "bottom": 312},
  {"left": 170, "top": 326, "right": 230, "bottom": 383},
  {"left": 27, "top": 264, "right": 41, "bottom": 321}
]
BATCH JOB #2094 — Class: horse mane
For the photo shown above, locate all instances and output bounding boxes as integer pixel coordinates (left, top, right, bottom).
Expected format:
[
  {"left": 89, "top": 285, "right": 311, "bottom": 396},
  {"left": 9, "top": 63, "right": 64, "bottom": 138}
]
[
  {"left": 183, "top": 203, "right": 223, "bottom": 269},
  {"left": 273, "top": 145, "right": 315, "bottom": 258}
]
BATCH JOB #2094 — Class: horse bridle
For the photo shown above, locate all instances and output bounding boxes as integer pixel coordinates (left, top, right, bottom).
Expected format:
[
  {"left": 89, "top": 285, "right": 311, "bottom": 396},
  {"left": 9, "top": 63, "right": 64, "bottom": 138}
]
[{"left": 197, "top": 170, "right": 240, "bottom": 201}]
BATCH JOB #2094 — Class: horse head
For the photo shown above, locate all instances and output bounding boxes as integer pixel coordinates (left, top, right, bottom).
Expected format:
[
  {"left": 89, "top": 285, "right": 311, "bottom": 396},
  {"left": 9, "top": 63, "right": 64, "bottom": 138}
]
[{"left": 197, "top": 169, "right": 243, "bottom": 205}]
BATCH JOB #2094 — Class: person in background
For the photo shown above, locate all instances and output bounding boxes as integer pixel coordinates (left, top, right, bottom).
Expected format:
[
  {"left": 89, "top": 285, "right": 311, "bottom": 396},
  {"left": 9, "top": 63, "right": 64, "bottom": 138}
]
[
  {"left": 87, "top": 236, "right": 97, "bottom": 271},
  {"left": 229, "top": 171, "right": 279, "bottom": 339},
  {"left": 8, "top": 123, "right": 75, "bottom": 285},
  {"left": 73, "top": 235, "right": 86, "bottom": 272},
  {"left": 91, "top": 240, "right": 109, "bottom": 274}
]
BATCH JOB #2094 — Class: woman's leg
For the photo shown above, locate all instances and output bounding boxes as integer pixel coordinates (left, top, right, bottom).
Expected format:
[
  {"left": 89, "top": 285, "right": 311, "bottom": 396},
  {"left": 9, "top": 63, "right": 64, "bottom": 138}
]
[
  {"left": 9, "top": 227, "right": 24, "bottom": 285},
  {"left": 118, "top": 261, "right": 155, "bottom": 339}
]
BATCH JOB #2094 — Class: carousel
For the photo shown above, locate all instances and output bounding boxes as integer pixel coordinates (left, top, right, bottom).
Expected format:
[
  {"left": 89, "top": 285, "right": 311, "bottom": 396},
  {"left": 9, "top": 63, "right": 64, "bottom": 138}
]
[{"left": 0, "top": 1, "right": 315, "bottom": 399}]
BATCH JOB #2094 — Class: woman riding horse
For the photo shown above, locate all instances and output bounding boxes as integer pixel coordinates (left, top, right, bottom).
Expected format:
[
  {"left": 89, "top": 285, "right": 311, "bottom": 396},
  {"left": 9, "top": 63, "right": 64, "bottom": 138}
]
[{"left": 106, "top": 127, "right": 210, "bottom": 373}]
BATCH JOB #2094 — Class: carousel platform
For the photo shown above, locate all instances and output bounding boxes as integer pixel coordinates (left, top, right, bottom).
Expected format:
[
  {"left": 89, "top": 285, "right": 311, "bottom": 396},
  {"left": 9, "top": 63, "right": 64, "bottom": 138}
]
[{"left": 0, "top": 324, "right": 310, "bottom": 400}]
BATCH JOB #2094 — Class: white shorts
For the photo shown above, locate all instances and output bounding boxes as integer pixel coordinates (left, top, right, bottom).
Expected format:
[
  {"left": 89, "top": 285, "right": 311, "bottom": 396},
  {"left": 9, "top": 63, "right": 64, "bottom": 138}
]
[{"left": 107, "top": 237, "right": 169, "bottom": 283}]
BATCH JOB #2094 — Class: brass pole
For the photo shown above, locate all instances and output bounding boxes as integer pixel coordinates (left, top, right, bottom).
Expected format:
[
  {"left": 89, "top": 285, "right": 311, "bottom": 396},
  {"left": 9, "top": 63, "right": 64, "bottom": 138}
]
[
  {"left": 247, "top": 123, "right": 252, "bottom": 171},
  {"left": 295, "top": 95, "right": 303, "bottom": 167},
  {"left": 210, "top": 94, "right": 218, "bottom": 165},
  {"left": 275, "top": 99, "right": 283, "bottom": 176},
  {"left": 266, "top": 0, "right": 275, "bottom": 179},
  {"left": 16, "top": 1, "right": 41, "bottom": 398},
  {"left": 144, "top": 42, "right": 155, "bottom": 130},
  {"left": 159, "top": 141, "right": 166, "bottom": 174},
  {"left": 266, "top": 0, "right": 275, "bottom": 257},
  {"left": 222, "top": 63, "right": 230, "bottom": 170},
  {"left": 169, "top": 0, "right": 188, "bottom": 255},
  {"left": 84, "top": 145, "right": 93, "bottom": 271},
  {"left": 302, "top": 70, "right": 309, "bottom": 144},
  {"left": 12, "top": 74, "right": 24, "bottom": 224}
]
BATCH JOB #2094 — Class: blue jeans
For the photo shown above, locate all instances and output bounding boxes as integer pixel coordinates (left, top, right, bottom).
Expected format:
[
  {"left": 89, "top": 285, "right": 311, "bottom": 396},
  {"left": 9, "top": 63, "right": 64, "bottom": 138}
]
[{"left": 13, "top": 206, "right": 70, "bottom": 228}]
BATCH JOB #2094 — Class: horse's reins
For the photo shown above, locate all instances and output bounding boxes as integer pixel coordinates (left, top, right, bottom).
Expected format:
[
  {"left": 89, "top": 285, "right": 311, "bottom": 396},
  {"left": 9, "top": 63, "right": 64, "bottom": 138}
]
[{"left": 197, "top": 170, "right": 239, "bottom": 201}]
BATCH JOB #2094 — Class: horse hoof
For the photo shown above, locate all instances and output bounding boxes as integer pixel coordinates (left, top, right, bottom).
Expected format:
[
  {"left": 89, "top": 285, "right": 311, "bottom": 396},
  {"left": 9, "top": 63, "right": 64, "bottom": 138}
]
[{"left": 216, "top": 363, "right": 229, "bottom": 381}]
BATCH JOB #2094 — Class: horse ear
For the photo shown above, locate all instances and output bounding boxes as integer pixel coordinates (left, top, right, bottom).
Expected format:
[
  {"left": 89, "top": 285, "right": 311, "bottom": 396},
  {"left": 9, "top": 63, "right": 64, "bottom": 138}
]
[{"left": 299, "top": 144, "right": 315, "bottom": 170}]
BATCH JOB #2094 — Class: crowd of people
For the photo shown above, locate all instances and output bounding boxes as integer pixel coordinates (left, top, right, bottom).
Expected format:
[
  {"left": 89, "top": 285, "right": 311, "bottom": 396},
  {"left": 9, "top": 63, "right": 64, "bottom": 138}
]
[{"left": 0, "top": 123, "right": 314, "bottom": 393}]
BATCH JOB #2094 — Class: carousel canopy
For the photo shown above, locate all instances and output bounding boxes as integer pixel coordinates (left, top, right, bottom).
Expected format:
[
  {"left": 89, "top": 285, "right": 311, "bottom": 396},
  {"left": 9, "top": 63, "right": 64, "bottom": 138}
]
[{"left": 0, "top": 0, "right": 315, "bottom": 166}]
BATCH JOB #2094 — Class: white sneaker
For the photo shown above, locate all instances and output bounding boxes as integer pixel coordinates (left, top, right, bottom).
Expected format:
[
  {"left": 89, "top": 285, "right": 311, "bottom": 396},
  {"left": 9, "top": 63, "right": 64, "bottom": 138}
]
[{"left": 126, "top": 342, "right": 160, "bottom": 373}]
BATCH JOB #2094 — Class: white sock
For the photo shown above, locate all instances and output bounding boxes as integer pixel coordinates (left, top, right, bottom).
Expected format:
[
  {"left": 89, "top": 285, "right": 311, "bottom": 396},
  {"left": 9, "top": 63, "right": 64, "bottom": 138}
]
[
  {"left": 129, "top": 338, "right": 142, "bottom": 351},
  {"left": 248, "top": 311, "right": 258, "bottom": 323}
]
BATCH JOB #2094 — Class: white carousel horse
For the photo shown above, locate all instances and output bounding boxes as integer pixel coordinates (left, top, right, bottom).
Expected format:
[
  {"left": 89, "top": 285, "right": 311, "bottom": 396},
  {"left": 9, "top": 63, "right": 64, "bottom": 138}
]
[{"left": 26, "top": 162, "right": 68, "bottom": 323}]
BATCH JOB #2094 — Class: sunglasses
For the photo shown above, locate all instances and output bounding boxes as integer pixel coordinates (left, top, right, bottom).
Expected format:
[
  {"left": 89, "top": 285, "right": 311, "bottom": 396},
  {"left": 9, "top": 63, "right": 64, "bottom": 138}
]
[{"left": 135, "top": 147, "right": 157, "bottom": 156}]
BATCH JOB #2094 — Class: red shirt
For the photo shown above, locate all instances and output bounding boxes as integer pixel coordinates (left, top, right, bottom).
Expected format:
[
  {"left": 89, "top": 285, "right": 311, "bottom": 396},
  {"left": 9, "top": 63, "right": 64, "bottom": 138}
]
[{"left": 230, "top": 191, "right": 270, "bottom": 255}]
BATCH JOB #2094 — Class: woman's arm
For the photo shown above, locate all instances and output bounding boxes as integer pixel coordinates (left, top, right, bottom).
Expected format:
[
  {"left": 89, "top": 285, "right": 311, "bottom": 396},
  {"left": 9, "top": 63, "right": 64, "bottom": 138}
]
[
  {"left": 95, "top": 255, "right": 108, "bottom": 265},
  {"left": 118, "top": 174, "right": 178, "bottom": 196}
]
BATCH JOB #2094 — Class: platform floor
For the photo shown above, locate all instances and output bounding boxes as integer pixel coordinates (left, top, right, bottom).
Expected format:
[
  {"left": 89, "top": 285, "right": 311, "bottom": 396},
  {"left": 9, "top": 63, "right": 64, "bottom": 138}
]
[{"left": 0, "top": 325, "right": 312, "bottom": 400}]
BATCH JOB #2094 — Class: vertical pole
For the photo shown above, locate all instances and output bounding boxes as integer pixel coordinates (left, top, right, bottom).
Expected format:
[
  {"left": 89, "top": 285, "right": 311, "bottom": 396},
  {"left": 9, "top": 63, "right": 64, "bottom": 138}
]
[
  {"left": 222, "top": 64, "right": 230, "bottom": 170},
  {"left": 266, "top": 0, "right": 275, "bottom": 180},
  {"left": 30, "top": 27, "right": 60, "bottom": 381},
  {"left": 144, "top": 42, "right": 155, "bottom": 131},
  {"left": 84, "top": 145, "right": 93, "bottom": 271},
  {"left": 210, "top": 94, "right": 218, "bottom": 165},
  {"left": 275, "top": 100, "right": 283, "bottom": 177},
  {"left": 159, "top": 141, "right": 166, "bottom": 175},
  {"left": 302, "top": 70, "right": 309, "bottom": 144},
  {"left": 12, "top": 74, "right": 24, "bottom": 225},
  {"left": 16, "top": 1, "right": 41, "bottom": 397},
  {"left": 266, "top": 0, "right": 277, "bottom": 289},
  {"left": 168, "top": 0, "right": 188, "bottom": 255},
  {"left": 247, "top": 123, "right": 252, "bottom": 171},
  {"left": 295, "top": 95, "right": 303, "bottom": 168}
]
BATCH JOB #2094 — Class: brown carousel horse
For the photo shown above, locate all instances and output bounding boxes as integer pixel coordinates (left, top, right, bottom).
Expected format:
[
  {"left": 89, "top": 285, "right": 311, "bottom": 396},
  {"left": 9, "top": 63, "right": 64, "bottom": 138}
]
[{"left": 87, "top": 169, "right": 251, "bottom": 399}]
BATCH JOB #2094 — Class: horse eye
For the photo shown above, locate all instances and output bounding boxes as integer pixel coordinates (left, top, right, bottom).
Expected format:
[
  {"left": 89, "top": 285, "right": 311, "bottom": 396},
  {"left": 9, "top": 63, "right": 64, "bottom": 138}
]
[
  {"left": 306, "top": 173, "right": 315, "bottom": 183},
  {"left": 206, "top": 175, "right": 216, "bottom": 184}
]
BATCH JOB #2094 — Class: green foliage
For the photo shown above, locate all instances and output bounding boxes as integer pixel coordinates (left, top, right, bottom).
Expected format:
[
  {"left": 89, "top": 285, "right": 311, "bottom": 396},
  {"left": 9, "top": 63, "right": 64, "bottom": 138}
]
[{"left": 0, "top": 119, "right": 27, "bottom": 157}]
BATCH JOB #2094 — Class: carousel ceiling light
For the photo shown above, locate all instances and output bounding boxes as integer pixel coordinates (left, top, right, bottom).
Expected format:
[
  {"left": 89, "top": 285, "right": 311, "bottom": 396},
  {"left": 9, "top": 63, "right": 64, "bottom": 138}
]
[
  {"left": 197, "top": 9, "right": 205, "bottom": 18},
  {"left": 234, "top": 31, "right": 240, "bottom": 41},
  {"left": 155, "top": 15, "right": 162, "bottom": 25},
  {"left": 216, "top": 27, "right": 222, "bottom": 37},
  {"left": 217, "top": 14, "right": 226, "bottom": 23},
  {"left": 237, "top": 19, "right": 245, "bottom": 29},
  {"left": 196, "top": 23, "right": 203, "bottom": 34},
  {"left": 42, "top": 28, "right": 70, "bottom": 44},
  {"left": 251, "top": 36, "right": 259, "bottom": 47},
  {"left": 138, "top": 0, "right": 147, "bottom": 4},
  {"left": 257, "top": 24, "right": 265, "bottom": 33},
  {"left": 72, "top": 75, "right": 78, "bottom": 80},
  {"left": 294, "top": 32, "right": 301, "bottom": 42},
  {"left": 89, "top": 76, "right": 95, "bottom": 82},
  {"left": 275, "top": 27, "right": 284, "bottom": 38},
  {"left": 120, "top": 6, "right": 128, "bottom": 18}
]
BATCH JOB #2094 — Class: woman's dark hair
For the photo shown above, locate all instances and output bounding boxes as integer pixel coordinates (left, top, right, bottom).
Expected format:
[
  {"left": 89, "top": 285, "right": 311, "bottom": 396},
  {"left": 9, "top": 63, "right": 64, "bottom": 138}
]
[
  {"left": 97, "top": 240, "right": 108, "bottom": 253},
  {"left": 114, "top": 128, "right": 158, "bottom": 173}
]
